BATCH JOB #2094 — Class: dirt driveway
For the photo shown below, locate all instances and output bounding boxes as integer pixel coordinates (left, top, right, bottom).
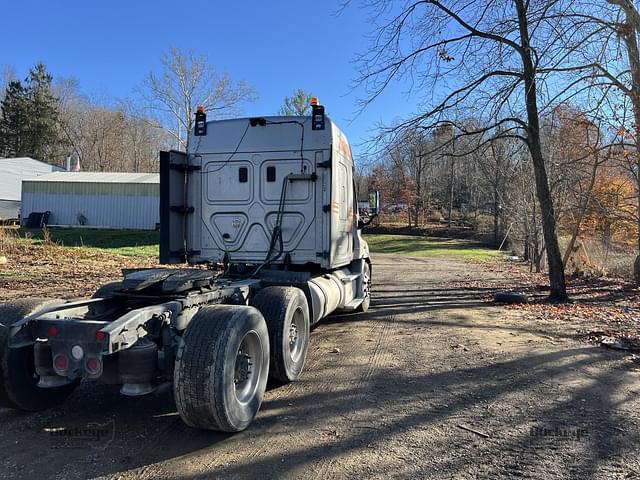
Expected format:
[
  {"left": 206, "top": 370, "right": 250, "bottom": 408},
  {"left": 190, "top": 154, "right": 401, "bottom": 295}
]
[{"left": 1, "top": 254, "right": 639, "bottom": 479}]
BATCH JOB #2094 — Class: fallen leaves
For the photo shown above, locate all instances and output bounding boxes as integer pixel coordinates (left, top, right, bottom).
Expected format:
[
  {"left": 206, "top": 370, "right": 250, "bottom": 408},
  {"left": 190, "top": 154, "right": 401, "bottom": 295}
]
[
  {"left": 0, "top": 239, "right": 158, "bottom": 300},
  {"left": 448, "top": 259, "right": 640, "bottom": 351},
  {"left": 578, "top": 330, "right": 640, "bottom": 351}
]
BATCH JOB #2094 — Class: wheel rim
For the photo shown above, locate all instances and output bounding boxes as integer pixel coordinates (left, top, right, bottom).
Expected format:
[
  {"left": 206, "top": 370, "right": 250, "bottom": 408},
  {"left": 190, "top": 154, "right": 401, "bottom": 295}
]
[
  {"left": 234, "top": 330, "right": 263, "bottom": 404},
  {"left": 363, "top": 266, "right": 371, "bottom": 299},
  {"left": 289, "top": 307, "right": 305, "bottom": 363}
]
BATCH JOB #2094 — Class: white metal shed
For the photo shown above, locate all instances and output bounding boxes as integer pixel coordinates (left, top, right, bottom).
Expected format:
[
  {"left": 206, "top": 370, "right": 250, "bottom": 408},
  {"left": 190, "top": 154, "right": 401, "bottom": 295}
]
[
  {"left": 21, "top": 172, "right": 159, "bottom": 230},
  {"left": 0, "top": 157, "right": 63, "bottom": 220}
]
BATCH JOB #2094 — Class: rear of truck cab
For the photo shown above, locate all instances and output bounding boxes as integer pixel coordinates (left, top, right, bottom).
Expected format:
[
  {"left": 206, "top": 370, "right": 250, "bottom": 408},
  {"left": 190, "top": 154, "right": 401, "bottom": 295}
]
[{"left": 161, "top": 114, "right": 367, "bottom": 270}]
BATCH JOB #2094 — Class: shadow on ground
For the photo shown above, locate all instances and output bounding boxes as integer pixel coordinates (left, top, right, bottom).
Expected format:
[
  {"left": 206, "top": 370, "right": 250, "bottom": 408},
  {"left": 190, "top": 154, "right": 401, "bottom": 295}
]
[{"left": 0, "top": 255, "right": 637, "bottom": 479}]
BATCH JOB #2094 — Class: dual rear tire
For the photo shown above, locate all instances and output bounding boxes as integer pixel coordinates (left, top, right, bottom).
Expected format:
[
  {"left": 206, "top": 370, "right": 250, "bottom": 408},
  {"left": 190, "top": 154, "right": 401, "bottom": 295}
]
[
  {"left": 173, "top": 305, "right": 270, "bottom": 432},
  {"left": 174, "top": 287, "right": 311, "bottom": 431},
  {"left": 251, "top": 286, "right": 310, "bottom": 384}
]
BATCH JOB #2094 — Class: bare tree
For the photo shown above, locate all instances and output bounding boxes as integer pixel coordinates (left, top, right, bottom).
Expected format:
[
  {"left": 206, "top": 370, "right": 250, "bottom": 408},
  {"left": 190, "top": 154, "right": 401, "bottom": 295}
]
[
  {"left": 552, "top": 1, "right": 640, "bottom": 277},
  {"left": 56, "top": 84, "right": 168, "bottom": 173},
  {"left": 141, "top": 46, "right": 257, "bottom": 152},
  {"left": 477, "top": 133, "right": 515, "bottom": 244},
  {"left": 347, "top": 0, "right": 613, "bottom": 300}
]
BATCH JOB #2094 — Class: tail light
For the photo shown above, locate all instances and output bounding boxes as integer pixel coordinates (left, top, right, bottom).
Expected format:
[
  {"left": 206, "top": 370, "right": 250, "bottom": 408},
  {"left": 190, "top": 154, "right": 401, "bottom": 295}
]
[
  {"left": 53, "top": 354, "right": 69, "bottom": 372},
  {"left": 85, "top": 357, "right": 102, "bottom": 375}
]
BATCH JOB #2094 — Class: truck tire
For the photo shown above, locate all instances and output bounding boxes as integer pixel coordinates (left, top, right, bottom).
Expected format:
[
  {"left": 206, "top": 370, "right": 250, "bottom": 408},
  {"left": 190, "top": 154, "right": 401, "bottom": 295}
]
[
  {"left": 494, "top": 291, "right": 529, "bottom": 304},
  {"left": 0, "top": 298, "right": 78, "bottom": 411},
  {"left": 355, "top": 262, "right": 371, "bottom": 313},
  {"left": 251, "top": 286, "right": 310, "bottom": 383},
  {"left": 173, "top": 305, "right": 269, "bottom": 432}
]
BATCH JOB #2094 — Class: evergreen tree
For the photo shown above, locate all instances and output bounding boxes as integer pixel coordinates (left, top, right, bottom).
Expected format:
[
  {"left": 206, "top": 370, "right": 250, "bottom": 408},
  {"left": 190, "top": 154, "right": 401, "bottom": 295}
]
[
  {"left": 0, "top": 63, "right": 61, "bottom": 160},
  {"left": 25, "top": 63, "right": 61, "bottom": 161},
  {"left": 279, "top": 89, "right": 314, "bottom": 116},
  {"left": 0, "top": 80, "right": 28, "bottom": 157}
]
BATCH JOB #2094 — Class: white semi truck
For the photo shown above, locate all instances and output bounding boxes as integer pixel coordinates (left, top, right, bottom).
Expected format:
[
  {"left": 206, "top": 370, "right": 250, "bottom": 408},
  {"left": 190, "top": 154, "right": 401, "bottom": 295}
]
[{"left": 0, "top": 101, "right": 378, "bottom": 432}]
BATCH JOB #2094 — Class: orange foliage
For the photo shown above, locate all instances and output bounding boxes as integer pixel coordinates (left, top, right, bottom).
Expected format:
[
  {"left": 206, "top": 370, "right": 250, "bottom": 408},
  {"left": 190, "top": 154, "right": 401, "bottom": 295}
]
[{"left": 582, "top": 170, "right": 638, "bottom": 246}]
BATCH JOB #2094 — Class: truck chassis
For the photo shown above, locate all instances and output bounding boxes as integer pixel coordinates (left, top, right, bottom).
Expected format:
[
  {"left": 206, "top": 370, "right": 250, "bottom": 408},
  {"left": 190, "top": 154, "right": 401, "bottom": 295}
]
[{"left": 1, "top": 263, "right": 370, "bottom": 431}]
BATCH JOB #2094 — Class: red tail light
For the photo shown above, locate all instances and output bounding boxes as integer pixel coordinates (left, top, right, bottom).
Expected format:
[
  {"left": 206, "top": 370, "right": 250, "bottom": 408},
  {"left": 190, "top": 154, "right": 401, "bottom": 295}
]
[
  {"left": 53, "top": 354, "right": 69, "bottom": 371},
  {"left": 48, "top": 326, "right": 58, "bottom": 337},
  {"left": 85, "top": 357, "right": 101, "bottom": 375},
  {"left": 95, "top": 331, "right": 107, "bottom": 341}
]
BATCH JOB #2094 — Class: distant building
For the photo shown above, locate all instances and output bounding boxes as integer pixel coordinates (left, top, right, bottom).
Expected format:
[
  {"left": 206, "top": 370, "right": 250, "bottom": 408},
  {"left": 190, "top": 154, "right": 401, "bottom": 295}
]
[
  {"left": 0, "top": 157, "right": 63, "bottom": 220},
  {"left": 21, "top": 172, "right": 159, "bottom": 230}
]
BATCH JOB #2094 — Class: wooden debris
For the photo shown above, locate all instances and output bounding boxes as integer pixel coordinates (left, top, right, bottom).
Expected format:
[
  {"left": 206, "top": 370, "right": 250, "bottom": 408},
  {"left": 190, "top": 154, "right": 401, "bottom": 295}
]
[{"left": 457, "top": 424, "right": 490, "bottom": 438}]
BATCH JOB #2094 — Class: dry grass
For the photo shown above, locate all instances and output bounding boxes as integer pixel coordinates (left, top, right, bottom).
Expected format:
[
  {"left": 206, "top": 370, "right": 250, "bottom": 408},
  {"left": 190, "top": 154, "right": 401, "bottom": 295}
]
[
  {"left": 0, "top": 226, "right": 19, "bottom": 256},
  {"left": 563, "top": 236, "right": 637, "bottom": 281},
  {"left": 0, "top": 227, "right": 158, "bottom": 301}
]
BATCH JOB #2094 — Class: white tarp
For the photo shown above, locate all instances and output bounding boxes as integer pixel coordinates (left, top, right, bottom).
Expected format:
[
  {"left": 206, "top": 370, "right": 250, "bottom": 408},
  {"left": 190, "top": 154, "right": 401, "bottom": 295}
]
[{"left": 0, "top": 157, "right": 62, "bottom": 219}]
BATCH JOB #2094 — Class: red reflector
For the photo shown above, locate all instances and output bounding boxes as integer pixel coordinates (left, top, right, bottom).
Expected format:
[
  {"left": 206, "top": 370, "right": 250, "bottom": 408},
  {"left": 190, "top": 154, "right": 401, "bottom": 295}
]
[
  {"left": 95, "top": 331, "right": 107, "bottom": 341},
  {"left": 86, "top": 357, "right": 101, "bottom": 374},
  {"left": 54, "top": 354, "right": 68, "bottom": 371},
  {"left": 48, "top": 326, "right": 58, "bottom": 337}
]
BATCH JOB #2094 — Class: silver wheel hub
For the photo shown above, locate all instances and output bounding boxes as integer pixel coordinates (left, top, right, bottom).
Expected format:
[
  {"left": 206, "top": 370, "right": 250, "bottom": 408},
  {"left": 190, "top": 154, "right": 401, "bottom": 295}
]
[
  {"left": 289, "top": 308, "right": 305, "bottom": 362},
  {"left": 363, "top": 270, "right": 370, "bottom": 297},
  {"left": 233, "top": 331, "right": 262, "bottom": 404},
  {"left": 235, "top": 349, "right": 252, "bottom": 385}
]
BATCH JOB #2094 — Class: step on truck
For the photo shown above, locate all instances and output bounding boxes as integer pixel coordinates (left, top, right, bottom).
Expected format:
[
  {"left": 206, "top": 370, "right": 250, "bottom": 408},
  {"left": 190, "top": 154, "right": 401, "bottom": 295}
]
[{"left": 0, "top": 100, "right": 379, "bottom": 432}]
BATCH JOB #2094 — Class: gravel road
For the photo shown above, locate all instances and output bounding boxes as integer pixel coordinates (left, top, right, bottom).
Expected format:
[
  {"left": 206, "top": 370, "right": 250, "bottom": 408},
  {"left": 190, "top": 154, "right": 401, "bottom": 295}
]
[{"left": 1, "top": 254, "right": 639, "bottom": 479}]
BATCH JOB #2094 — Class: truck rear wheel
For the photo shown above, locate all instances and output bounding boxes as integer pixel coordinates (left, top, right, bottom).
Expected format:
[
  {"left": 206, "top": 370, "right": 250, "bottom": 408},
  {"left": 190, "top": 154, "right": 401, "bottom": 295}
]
[
  {"left": 355, "top": 262, "right": 371, "bottom": 313},
  {"left": 0, "top": 298, "right": 78, "bottom": 411},
  {"left": 251, "top": 286, "right": 310, "bottom": 383},
  {"left": 173, "top": 305, "right": 269, "bottom": 432}
]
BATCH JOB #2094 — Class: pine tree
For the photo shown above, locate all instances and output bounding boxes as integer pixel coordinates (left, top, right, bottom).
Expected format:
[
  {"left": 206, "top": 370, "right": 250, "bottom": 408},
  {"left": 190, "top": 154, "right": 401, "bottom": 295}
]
[
  {"left": 0, "top": 80, "right": 29, "bottom": 157},
  {"left": 279, "top": 89, "right": 314, "bottom": 116},
  {"left": 25, "top": 63, "right": 61, "bottom": 161},
  {"left": 0, "top": 62, "right": 61, "bottom": 160}
]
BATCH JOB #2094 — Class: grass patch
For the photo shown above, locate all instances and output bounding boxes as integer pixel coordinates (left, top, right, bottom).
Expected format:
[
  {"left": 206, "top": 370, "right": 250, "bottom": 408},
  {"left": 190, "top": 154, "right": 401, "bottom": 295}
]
[
  {"left": 364, "top": 234, "right": 502, "bottom": 261},
  {"left": 20, "top": 228, "right": 159, "bottom": 258},
  {"left": 13, "top": 230, "right": 499, "bottom": 262}
]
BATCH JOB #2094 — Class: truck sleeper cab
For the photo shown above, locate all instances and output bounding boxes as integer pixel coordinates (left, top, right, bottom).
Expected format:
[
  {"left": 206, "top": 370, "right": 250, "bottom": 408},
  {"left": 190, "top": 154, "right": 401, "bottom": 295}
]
[{"left": 0, "top": 104, "right": 374, "bottom": 432}]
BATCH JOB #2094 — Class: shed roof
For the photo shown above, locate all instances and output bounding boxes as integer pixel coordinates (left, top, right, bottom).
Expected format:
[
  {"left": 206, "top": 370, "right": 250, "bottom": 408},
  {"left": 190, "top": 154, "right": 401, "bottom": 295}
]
[
  {"left": 23, "top": 172, "right": 159, "bottom": 184},
  {"left": 0, "top": 157, "right": 63, "bottom": 201}
]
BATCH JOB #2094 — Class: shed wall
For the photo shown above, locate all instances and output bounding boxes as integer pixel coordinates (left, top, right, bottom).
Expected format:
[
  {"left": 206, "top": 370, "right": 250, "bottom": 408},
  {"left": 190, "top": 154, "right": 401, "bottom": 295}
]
[{"left": 21, "top": 192, "right": 159, "bottom": 230}]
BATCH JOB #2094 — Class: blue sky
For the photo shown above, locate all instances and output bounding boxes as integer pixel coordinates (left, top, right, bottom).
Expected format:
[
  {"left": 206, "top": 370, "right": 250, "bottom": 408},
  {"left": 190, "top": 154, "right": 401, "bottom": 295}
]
[{"left": 1, "top": 1, "right": 414, "bottom": 159}]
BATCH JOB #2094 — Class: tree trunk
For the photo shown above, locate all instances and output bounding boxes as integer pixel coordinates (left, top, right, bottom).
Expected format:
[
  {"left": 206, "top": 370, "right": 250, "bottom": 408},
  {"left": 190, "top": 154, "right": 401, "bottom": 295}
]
[
  {"left": 448, "top": 157, "right": 455, "bottom": 229},
  {"left": 609, "top": 0, "right": 640, "bottom": 252},
  {"left": 493, "top": 192, "right": 500, "bottom": 245},
  {"left": 515, "top": 0, "right": 567, "bottom": 300},
  {"left": 563, "top": 156, "right": 599, "bottom": 267},
  {"left": 624, "top": 21, "right": 640, "bottom": 254}
]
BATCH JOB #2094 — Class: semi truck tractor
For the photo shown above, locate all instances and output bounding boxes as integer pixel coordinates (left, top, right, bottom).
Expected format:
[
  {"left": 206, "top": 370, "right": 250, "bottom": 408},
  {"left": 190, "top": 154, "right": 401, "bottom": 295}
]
[{"left": 0, "top": 101, "right": 378, "bottom": 432}]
